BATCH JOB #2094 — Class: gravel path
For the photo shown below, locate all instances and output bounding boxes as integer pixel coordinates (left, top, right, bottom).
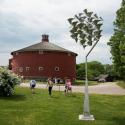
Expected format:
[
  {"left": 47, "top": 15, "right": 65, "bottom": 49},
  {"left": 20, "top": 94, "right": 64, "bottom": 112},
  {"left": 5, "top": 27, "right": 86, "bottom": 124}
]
[{"left": 20, "top": 82, "right": 125, "bottom": 95}]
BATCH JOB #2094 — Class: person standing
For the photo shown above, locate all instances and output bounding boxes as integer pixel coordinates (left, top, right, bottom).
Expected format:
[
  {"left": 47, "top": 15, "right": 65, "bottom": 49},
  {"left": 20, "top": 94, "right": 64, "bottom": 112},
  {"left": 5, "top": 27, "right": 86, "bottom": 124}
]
[
  {"left": 47, "top": 78, "right": 53, "bottom": 96},
  {"left": 54, "top": 77, "right": 57, "bottom": 84},
  {"left": 30, "top": 79, "right": 36, "bottom": 94},
  {"left": 57, "top": 78, "right": 61, "bottom": 91}
]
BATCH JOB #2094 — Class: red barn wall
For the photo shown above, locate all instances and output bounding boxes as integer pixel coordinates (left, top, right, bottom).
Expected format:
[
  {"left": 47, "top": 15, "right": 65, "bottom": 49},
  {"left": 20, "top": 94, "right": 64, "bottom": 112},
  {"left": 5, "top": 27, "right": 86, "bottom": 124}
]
[{"left": 11, "top": 51, "right": 76, "bottom": 81}]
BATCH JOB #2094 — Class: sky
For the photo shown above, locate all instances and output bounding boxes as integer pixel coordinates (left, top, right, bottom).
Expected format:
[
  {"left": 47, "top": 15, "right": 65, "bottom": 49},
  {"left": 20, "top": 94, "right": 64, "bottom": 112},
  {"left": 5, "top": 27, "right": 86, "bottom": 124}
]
[{"left": 0, "top": 0, "right": 122, "bottom": 66}]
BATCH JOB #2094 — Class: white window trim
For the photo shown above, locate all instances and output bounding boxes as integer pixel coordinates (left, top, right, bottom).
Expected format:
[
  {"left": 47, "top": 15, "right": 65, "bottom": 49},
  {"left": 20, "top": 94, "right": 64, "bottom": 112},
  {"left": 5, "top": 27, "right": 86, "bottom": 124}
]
[
  {"left": 39, "top": 67, "right": 44, "bottom": 71},
  {"left": 26, "top": 67, "right": 30, "bottom": 71}
]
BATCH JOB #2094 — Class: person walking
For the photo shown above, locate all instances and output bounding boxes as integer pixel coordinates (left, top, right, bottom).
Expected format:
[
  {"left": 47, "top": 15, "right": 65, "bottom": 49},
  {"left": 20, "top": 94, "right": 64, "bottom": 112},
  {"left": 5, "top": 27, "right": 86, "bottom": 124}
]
[
  {"left": 30, "top": 79, "right": 36, "bottom": 94},
  {"left": 64, "top": 78, "right": 72, "bottom": 94},
  {"left": 47, "top": 78, "right": 53, "bottom": 96}
]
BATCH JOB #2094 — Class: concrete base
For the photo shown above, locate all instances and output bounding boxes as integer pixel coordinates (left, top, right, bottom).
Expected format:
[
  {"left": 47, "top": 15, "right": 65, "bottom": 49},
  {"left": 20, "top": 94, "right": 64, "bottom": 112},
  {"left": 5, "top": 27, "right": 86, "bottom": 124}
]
[{"left": 79, "top": 114, "right": 95, "bottom": 120}]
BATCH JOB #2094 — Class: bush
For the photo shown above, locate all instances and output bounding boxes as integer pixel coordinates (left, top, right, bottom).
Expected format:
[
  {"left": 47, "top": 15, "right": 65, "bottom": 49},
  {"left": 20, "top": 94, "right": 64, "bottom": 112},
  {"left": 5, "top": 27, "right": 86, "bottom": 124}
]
[{"left": 0, "top": 67, "right": 21, "bottom": 96}]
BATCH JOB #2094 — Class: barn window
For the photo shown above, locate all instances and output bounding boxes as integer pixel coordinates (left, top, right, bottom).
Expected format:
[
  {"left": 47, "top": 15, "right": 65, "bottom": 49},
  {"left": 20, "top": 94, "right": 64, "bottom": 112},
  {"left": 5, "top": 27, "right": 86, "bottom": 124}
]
[
  {"left": 39, "top": 67, "right": 44, "bottom": 71},
  {"left": 55, "top": 67, "right": 59, "bottom": 71},
  {"left": 19, "top": 67, "right": 23, "bottom": 72},
  {"left": 26, "top": 67, "right": 30, "bottom": 71},
  {"left": 39, "top": 50, "right": 43, "bottom": 54}
]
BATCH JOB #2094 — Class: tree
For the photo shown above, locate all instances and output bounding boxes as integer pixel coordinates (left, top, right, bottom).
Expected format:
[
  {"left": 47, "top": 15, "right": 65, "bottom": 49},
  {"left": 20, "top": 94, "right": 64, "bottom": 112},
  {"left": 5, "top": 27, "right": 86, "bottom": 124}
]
[
  {"left": 68, "top": 9, "right": 102, "bottom": 48},
  {"left": 103, "top": 64, "right": 117, "bottom": 78},
  {"left": 68, "top": 9, "right": 103, "bottom": 120},
  {"left": 88, "top": 61, "right": 104, "bottom": 78},
  {"left": 0, "top": 67, "right": 21, "bottom": 96},
  {"left": 76, "top": 61, "right": 105, "bottom": 80},
  {"left": 108, "top": 0, "right": 125, "bottom": 80},
  {"left": 76, "top": 63, "right": 85, "bottom": 79}
]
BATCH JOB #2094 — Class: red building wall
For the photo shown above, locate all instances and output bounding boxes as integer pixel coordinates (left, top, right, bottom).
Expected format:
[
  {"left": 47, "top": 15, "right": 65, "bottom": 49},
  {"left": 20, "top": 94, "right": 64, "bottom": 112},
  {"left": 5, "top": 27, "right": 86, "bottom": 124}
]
[{"left": 11, "top": 51, "right": 76, "bottom": 81}]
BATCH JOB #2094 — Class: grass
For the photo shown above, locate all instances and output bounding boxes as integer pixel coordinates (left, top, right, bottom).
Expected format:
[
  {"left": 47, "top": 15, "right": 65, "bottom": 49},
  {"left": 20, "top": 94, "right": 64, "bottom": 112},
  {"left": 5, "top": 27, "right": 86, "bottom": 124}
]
[
  {"left": 117, "top": 81, "right": 125, "bottom": 89},
  {"left": 73, "top": 80, "right": 98, "bottom": 86},
  {"left": 0, "top": 87, "right": 125, "bottom": 125}
]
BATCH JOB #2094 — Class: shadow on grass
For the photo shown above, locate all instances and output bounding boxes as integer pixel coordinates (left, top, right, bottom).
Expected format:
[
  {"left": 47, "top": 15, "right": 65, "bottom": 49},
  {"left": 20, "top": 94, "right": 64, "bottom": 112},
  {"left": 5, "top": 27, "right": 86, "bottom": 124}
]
[
  {"left": 50, "top": 96, "right": 60, "bottom": 99},
  {"left": 65, "top": 93, "right": 77, "bottom": 97},
  {"left": 113, "top": 117, "right": 125, "bottom": 125},
  {"left": 0, "top": 94, "right": 26, "bottom": 101}
]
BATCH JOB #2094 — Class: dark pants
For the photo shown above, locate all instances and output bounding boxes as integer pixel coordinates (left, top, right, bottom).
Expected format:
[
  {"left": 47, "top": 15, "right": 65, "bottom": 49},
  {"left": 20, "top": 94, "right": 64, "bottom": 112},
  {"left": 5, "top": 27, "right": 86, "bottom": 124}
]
[{"left": 49, "top": 86, "right": 52, "bottom": 95}]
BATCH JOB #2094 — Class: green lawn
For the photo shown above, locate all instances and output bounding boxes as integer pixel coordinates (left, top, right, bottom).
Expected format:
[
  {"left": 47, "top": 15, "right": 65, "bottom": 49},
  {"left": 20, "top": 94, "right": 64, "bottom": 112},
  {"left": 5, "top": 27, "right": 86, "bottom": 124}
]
[
  {"left": 117, "top": 81, "right": 125, "bottom": 89},
  {"left": 74, "top": 80, "right": 98, "bottom": 86},
  {"left": 0, "top": 87, "right": 125, "bottom": 125}
]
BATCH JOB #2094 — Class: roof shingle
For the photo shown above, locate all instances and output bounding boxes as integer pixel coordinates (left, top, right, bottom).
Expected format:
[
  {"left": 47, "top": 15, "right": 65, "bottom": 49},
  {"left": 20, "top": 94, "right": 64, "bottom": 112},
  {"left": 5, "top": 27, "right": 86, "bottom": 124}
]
[{"left": 11, "top": 41, "right": 77, "bottom": 56}]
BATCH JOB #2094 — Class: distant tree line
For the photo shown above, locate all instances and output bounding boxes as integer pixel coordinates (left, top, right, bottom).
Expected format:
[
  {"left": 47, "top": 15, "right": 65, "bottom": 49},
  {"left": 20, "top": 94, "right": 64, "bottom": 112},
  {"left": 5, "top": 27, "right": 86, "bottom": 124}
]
[{"left": 76, "top": 61, "right": 118, "bottom": 80}]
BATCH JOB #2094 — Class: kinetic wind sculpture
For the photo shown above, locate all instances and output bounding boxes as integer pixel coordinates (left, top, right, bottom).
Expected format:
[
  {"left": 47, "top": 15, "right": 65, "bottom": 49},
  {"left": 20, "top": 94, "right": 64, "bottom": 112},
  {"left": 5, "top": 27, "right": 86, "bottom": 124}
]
[{"left": 68, "top": 9, "right": 103, "bottom": 120}]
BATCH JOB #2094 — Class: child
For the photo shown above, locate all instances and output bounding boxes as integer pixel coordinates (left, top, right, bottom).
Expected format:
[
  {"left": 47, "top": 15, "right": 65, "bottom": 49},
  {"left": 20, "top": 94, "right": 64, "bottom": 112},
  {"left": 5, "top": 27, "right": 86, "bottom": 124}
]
[
  {"left": 30, "top": 80, "right": 36, "bottom": 94},
  {"left": 65, "top": 79, "right": 72, "bottom": 94}
]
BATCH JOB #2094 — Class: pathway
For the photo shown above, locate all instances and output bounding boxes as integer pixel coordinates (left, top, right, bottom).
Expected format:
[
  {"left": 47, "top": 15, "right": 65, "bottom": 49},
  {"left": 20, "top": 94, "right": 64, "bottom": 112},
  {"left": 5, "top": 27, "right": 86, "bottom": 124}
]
[{"left": 20, "top": 82, "right": 125, "bottom": 95}]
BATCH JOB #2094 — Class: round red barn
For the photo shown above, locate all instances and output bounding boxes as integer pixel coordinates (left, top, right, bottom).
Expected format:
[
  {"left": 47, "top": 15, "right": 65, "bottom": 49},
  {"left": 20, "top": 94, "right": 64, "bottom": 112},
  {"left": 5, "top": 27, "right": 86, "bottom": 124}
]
[{"left": 9, "top": 35, "right": 77, "bottom": 81}]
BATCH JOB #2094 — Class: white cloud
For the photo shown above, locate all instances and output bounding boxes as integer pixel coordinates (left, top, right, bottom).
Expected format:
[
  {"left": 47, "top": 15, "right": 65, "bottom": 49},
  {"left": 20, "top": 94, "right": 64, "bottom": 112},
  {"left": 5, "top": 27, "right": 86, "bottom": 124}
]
[
  {"left": 0, "top": 0, "right": 121, "bottom": 30},
  {"left": 0, "top": 0, "right": 122, "bottom": 65},
  {"left": 49, "top": 32, "right": 112, "bottom": 64}
]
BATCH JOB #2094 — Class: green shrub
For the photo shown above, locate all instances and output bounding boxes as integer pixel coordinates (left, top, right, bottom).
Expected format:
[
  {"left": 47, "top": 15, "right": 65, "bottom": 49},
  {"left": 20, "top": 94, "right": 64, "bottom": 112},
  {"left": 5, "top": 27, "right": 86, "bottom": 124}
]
[{"left": 0, "top": 67, "right": 21, "bottom": 96}]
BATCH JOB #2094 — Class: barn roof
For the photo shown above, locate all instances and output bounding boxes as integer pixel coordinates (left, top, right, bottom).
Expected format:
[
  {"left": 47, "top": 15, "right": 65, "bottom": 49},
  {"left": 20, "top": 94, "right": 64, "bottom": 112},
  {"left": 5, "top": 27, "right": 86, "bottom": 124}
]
[{"left": 11, "top": 35, "right": 77, "bottom": 56}]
